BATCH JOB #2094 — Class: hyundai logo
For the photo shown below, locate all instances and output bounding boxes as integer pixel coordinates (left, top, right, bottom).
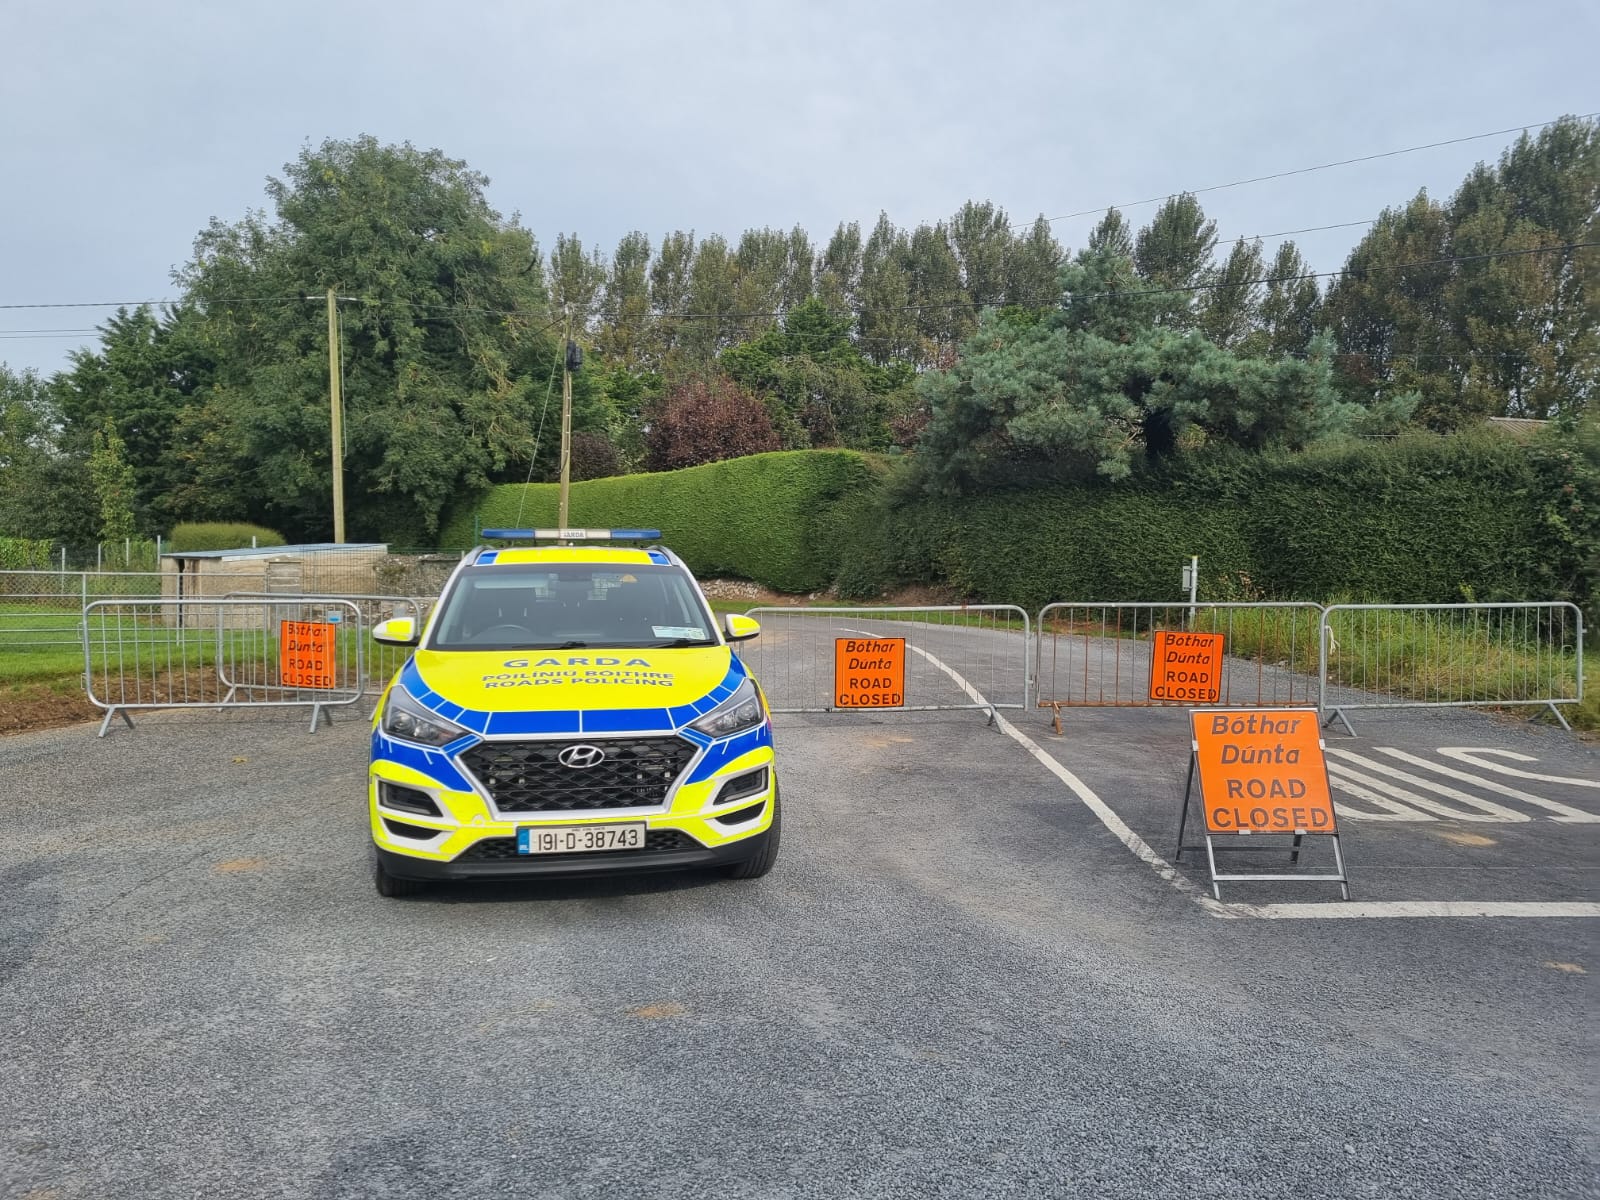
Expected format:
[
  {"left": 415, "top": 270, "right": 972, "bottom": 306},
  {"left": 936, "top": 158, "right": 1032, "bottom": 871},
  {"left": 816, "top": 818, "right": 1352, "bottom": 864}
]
[{"left": 557, "top": 744, "right": 607, "bottom": 770}]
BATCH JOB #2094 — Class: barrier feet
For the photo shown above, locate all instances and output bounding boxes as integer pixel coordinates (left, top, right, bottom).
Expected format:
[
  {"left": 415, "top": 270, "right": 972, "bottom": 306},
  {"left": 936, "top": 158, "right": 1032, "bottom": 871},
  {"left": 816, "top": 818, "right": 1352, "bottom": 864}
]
[{"left": 96, "top": 708, "right": 135, "bottom": 738}]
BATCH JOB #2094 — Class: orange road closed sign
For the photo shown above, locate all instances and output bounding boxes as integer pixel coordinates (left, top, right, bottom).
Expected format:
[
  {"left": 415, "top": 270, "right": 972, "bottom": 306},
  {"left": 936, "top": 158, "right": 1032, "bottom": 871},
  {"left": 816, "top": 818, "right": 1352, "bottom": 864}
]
[
  {"left": 1150, "top": 630, "right": 1224, "bottom": 703},
  {"left": 1191, "top": 709, "right": 1336, "bottom": 835},
  {"left": 834, "top": 637, "right": 905, "bottom": 708},
  {"left": 280, "top": 620, "right": 337, "bottom": 689}
]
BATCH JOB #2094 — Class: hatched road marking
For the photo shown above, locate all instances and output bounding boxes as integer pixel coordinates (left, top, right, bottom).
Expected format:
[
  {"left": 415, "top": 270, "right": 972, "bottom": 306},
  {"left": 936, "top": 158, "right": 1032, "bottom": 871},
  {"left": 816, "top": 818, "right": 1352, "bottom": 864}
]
[{"left": 904, "top": 641, "right": 1600, "bottom": 921}]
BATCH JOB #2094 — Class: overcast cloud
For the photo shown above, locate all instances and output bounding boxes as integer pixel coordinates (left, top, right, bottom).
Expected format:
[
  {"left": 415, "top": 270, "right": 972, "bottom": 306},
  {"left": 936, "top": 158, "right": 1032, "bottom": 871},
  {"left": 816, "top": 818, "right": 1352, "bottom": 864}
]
[{"left": 2, "top": 0, "right": 1595, "bottom": 375}]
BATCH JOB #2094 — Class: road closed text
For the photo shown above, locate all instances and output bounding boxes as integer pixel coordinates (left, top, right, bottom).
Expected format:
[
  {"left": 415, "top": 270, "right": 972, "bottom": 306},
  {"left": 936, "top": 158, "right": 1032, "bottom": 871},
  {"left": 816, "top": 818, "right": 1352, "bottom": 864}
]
[
  {"left": 1190, "top": 708, "right": 1337, "bottom": 835},
  {"left": 834, "top": 637, "right": 906, "bottom": 708},
  {"left": 1149, "top": 631, "right": 1224, "bottom": 703}
]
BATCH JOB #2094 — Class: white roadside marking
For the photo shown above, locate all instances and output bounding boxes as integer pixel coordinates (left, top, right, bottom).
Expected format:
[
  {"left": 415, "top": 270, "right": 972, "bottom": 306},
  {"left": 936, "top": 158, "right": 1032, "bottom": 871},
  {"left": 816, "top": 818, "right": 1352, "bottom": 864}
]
[
  {"left": 1247, "top": 901, "right": 1600, "bottom": 920},
  {"left": 1438, "top": 747, "right": 1600, "bottom": 791},
  {"left": 1325, "top": 749, "right": 1528, "bottom": 822},
  {"left": 1375, "top": 747, "right": 1600, "bottom": 823},
  {"left": 903, "top": 644, "right": 1599, "bottom": 921}
]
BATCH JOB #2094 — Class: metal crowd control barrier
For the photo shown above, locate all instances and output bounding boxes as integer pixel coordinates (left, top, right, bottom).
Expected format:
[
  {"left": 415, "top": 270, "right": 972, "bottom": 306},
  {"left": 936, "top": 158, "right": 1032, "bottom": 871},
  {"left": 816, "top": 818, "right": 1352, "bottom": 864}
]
[
  {"left": 737, "top": 606, "right": 1031, "bottom": 720},
  {"left": 1035, "top": 602, "right": 1325, "bottom": 727},
  {"left": 1319, "top": 602, "right": 1585, "bottom": 734},
  {"left": 83, "top": 598, "right": 365, "bottom": 736},
  {"left": 223, "top": 592, "right": 432, "bottom": 697}
]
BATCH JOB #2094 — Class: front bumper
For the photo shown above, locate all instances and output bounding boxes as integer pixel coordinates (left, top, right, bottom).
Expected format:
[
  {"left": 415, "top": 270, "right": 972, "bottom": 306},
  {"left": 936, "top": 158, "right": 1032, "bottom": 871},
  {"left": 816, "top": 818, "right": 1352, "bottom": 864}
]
[
  {"left": 368, "top": 723, "right": 777, "bottom": 877},
  {"left": 375, "top": 828, "right": 764, "bottom": 881}
]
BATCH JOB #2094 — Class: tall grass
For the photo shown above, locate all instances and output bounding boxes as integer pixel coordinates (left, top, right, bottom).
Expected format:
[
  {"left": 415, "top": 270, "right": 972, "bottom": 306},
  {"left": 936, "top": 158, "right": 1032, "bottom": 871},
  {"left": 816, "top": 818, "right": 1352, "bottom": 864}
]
[{"left": 1207, "top": 604, "right": 1587, "bottom": 727}]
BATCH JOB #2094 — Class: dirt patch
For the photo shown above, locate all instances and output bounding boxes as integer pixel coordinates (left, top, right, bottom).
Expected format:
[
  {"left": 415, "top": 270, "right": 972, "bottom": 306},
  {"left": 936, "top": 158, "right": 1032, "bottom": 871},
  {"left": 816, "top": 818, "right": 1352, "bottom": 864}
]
[
  {"left": 0, "top": 669, "right": 228, "bottom": 737},
  {"left": 213, "top": 857, "right": 269, "bottom": 873},
  {"left": 626, "top": 1002, "right": 687, "bottom": 1020},
  {"left": 0, "top": 680, "right": 99, "bottom": 736}
]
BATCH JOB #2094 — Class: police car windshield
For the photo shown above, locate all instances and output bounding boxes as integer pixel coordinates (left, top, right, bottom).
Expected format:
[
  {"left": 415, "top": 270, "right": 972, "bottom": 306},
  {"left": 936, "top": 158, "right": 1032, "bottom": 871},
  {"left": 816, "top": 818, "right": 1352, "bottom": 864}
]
[{"left": 429, "top": 563, "right": 718, "bottom": 651}]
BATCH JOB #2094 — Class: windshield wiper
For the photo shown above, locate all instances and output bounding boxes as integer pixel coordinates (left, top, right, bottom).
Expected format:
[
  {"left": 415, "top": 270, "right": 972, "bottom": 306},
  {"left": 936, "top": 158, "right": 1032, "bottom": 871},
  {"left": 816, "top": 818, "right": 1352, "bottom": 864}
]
[{"left": 647, "top": 637, "right": 717, "bottom": 648}]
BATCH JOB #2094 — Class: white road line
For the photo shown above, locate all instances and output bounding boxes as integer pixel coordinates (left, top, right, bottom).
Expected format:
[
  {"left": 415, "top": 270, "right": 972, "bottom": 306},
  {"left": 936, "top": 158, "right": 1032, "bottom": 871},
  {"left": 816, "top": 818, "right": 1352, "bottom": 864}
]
[
  {"left": 1325, "top": 749, "right": 1528, "bottom": 822},
  {"left": 1438, "top": 747, "right": 1600, "bottom": 790},
  {"left": 1375, "top": 747, "right": 1600, "bottom": 823},
  {"left": 904, "top": 643, "right": 1599, "bottom": 922},
  {"left": 903, "top": 643, "right": 1240, "bottom": 919},
  {"left": 1248, "top": 901, "right": 1600, "bottom": 920}
]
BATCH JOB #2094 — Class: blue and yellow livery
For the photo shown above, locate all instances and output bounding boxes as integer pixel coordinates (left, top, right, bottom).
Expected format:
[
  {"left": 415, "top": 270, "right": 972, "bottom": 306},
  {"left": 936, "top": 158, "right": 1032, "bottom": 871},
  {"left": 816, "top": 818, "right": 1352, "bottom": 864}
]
[{"left": 367, "top": 533, "right": 778, "bottom": 896}]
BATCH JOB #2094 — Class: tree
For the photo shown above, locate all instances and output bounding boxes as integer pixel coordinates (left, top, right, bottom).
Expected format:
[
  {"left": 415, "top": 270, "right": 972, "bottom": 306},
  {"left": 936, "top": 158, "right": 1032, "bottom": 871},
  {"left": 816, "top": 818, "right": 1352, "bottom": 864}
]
[
  {"left": 905, "top": 221, "right": 967, "bottom": 357},
  {"left": 549, "top": 233, "right": 606, "bottom": 324},
  {"left": 1321, "top": 116, "right": 1598, "bottom": 427},
  {"left": 1199, "top": 238, "right": 1265, "bottom": 350},
  {"left": 1257, "top": 241, "right": 1321, "bottom": 356},
  {"left": 950, "top": 200, "right": 1012, "bottom": 310},
  {"left": 1320, "top": 191, "right": 1456, "bottom": 425},
  {"left": 88, "top": 416, "right": 137, "bottom": 541},
  {"left": 1087, "top": 208, "right": 1134, "bottom": 258},
  {"left": 650, "top": 230, "right": 696, "bottom": 358},
  {"left": 720, "top": 297, "right": 915, "bottom": 450},
  {"left": 0, "top": 365, "right": 97, "bottom": 543},
  {"left": 816, "top": 222, "right": 863, "bottom": 312},
  {"left": 1007, "top": 215, "right": 1065, "bottom": 309},
  {"left": 1134, "top": 194, "right": 1218, "bottom": 328},
  {"left": 173, "top": 135, "right": 556, "bottom": 542},
  {"left": 54, "top": 304, "right": 216, "bottom": 530},
  {"left": 644, "top": 374, "right": 780, "bottom": 470},
  {"left": 597, "top": 231, "right": 652, "bottom": 370},
  {"left": 858, "top": 213, "right": 914, "bottom": 364},
  {"left": 681, "top": 234, "right": 737, "bottom": 361},
  {"left": 913, "top": 246, "right": 1360, "bottom": 494},
  {"left": 569, "top": 430, "right": 624, "bottom": 481}
]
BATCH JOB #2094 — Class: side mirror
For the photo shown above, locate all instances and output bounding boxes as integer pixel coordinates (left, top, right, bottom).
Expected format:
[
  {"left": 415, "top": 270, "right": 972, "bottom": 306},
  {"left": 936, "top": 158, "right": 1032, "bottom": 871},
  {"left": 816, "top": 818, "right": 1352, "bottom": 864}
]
[
  {"left": 373, "top": 617, "right": 420, "bottom": 647},
  {"left": 723, "top": 614, "right": 761, "bottom": 642}
]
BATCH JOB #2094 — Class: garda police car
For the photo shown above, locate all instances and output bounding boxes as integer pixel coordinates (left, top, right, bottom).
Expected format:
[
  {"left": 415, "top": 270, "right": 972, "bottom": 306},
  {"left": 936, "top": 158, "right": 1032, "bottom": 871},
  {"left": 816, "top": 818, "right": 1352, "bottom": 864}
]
[{"left": 367, "top": 529, "right": 777, "bottom": 897}]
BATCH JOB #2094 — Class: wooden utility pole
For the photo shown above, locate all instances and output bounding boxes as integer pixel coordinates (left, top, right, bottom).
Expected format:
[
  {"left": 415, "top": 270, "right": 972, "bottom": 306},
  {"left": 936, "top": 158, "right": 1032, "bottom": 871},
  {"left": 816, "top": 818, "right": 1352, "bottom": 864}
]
[
  {"left": 557, "top": 309, "right": 574, "bottom": 531},
  {"left": 326, "top": 287, "right": 346, "bottom": 543}
]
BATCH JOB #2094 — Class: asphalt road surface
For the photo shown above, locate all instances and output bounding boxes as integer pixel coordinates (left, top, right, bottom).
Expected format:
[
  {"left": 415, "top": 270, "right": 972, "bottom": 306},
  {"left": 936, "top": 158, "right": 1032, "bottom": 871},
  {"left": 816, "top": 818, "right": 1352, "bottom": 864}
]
[{"left": 1, "top": 691, "right": 1595, "bottom": 1198}]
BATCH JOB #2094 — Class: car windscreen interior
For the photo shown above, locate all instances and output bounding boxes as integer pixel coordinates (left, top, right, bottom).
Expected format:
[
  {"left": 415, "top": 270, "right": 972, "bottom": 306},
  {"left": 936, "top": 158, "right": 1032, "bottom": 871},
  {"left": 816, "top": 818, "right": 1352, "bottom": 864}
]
[{"left": 429, "top": 564, "right": 717, "bottom": 650}]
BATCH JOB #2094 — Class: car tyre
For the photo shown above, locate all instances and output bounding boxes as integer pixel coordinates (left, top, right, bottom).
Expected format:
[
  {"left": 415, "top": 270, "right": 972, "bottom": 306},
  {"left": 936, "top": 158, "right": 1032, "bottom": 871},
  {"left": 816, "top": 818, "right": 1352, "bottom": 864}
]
[
  {"left": 374, "top": 854, "right": 429, "bottom": 898},
  {"left": 724, "top": 789, "right": 781, "bottom": 880}
]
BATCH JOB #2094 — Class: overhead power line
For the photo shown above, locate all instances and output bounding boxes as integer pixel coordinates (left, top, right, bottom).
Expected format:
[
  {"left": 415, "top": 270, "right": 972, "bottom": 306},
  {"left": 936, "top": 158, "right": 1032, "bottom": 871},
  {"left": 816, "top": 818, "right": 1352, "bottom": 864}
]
[{"left": 1032, "top": 111, "right": 1600, "bottom": 229}]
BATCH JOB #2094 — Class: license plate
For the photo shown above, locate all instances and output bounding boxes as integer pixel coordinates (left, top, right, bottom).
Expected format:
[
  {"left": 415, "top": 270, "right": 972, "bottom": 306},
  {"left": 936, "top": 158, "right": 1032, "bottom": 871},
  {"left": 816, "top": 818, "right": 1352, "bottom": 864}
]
[{"left": 517, "top": 823, "right": 646, "bottom": 855}]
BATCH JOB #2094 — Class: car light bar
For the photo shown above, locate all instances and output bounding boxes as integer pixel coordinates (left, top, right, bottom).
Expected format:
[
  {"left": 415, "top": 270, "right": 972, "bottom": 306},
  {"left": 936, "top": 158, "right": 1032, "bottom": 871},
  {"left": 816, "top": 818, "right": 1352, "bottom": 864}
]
[{"left": 480, "top": 528, "right": 662, "bottom": 541}]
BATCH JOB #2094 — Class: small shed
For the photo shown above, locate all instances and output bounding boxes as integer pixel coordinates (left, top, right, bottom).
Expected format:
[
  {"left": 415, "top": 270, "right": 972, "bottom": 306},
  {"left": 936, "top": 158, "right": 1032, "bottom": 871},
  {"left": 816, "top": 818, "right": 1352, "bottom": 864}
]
[{"left": 161, "top": 543, "right": 390, "bottom": 602}]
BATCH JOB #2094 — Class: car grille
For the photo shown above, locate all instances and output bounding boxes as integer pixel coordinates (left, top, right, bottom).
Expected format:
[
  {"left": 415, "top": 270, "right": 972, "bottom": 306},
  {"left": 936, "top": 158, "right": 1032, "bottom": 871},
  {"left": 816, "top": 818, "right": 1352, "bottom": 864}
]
[
  {"left": 455, "top": 829, "right": 700, "bottom": 862},
  {"left": 459, "top": 737, "right": 699, "bottom": 813}
]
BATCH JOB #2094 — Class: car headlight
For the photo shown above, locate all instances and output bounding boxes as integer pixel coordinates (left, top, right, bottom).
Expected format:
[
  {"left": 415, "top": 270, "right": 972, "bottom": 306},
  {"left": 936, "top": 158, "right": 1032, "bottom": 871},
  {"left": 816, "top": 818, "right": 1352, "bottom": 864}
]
[
  {"left": 381, "top": 687, "right": 469, "bottom": 748},
  {"left": 689, "top": 678, "right": 764, "bottom": 739}
]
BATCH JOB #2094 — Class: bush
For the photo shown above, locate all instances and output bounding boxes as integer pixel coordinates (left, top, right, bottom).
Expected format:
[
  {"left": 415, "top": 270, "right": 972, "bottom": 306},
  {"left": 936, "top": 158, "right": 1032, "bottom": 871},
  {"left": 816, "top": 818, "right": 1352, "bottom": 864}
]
[
  {"left": 441, "top": 451, "right": 882, "bottom": 593},
  {"left": 0, "top": 536, "right": 52, "bottom": 570},
  {"left": 167, "top": 522, "right": 288, "bottom": 552}
]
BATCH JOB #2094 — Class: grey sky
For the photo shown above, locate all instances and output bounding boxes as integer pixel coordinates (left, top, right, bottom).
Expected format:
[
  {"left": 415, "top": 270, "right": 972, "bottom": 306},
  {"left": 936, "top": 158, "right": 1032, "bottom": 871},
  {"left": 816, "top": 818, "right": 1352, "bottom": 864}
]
[{"left": 3, "top": 0, "right": 1595, "bottom": 376}]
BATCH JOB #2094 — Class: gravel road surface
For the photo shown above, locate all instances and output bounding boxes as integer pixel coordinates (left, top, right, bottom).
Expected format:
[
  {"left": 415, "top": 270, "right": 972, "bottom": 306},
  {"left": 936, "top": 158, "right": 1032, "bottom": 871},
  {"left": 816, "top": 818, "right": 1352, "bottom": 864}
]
[{"left": 1, "top": 701, "right": 1594, "bottom": 1199}]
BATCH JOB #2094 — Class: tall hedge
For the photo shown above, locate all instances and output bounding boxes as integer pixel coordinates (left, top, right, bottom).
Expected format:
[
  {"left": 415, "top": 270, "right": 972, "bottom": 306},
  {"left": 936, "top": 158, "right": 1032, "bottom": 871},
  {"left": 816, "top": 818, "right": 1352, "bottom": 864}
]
[
  {"left": 440, "top": 451, "right": 883, "bottom": 593},
  {"left": 838, "top": 430, "right": 1570, "bottom": 613},
  {"left": 436, "top": 432, "right": 1591, "bottom": 620},
  {"left": 167, "top": 522, "right": 288, "bottom": 552}
]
